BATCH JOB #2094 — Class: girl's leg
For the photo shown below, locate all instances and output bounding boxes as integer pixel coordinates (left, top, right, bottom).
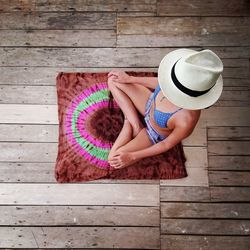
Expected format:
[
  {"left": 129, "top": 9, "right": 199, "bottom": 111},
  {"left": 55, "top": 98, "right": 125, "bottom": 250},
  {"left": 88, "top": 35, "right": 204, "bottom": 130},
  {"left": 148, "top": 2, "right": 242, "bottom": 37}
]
[
  {"left": 108, "top": 80, "right": 144, "bottom": 138},
  {"left": 108, "top": 117, "right": 133, "bottom": 159}
]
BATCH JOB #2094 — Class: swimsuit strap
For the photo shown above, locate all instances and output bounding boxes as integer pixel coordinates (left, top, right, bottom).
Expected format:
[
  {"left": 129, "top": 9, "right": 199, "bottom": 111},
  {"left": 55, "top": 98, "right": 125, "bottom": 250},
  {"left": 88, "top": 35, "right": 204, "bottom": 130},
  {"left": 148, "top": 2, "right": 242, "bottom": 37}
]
[{"left": 171, "top": 107, "right": 183, "bottom": 115}]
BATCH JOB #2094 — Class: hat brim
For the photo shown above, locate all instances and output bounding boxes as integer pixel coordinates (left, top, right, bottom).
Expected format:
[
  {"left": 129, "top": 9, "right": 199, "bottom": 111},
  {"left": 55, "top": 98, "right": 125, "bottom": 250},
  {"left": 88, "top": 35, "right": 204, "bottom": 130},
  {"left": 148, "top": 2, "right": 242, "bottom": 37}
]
[{"left": 158, "top": 48, "right": 223, "bottom": 110}]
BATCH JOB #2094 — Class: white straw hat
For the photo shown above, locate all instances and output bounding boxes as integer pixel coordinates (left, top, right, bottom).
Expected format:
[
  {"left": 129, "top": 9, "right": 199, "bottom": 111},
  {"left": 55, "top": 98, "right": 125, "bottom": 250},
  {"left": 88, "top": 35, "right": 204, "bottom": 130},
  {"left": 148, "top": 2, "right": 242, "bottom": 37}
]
[{"left": 158, "top": 48, "right": 224, "bottom": 110}]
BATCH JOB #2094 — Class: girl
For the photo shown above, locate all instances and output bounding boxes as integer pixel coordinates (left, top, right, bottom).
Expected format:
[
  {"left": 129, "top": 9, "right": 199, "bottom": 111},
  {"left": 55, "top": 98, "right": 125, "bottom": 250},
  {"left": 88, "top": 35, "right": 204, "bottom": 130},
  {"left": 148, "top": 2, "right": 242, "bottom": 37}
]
[{"left": 107, "top": 48, "right": 223, "bottom": 169}]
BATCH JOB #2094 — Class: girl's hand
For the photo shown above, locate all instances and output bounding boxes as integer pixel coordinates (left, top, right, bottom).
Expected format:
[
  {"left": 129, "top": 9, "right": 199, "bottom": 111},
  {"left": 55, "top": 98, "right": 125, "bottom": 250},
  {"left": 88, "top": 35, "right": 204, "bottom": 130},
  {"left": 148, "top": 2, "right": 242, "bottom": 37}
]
[
  {"left": 108, "top": 70, "right": 131, "bottom": 84},
  {"left": 108, "top": 151, "right": 137, "bottom": 169}
]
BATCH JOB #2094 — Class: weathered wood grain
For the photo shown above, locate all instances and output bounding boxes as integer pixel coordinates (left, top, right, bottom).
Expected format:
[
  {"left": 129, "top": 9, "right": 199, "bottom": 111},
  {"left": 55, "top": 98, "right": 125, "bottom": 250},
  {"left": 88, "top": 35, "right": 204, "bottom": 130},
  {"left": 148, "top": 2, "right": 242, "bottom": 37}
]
[
  {"left": 0, "top": 0, "right": 157, "bottom": 12},
  {"left": 160, "top": 186, "right": 210, "bottom": 202},
  {"left": 209, "top": 156, "right": 250, "bottom": 171},
  {"left": 0, "top": 67, "right": 157, "bottom": 85},
  {"left": 161, "top": 218, "right": 250, "bottom": 235},
  {"left": 161, "top": 235, "right": 250, "bottom": 250},
  {"left": 0, "top": 47, "right": 173, "bottom": 67},
  {"left": 0, "top": 104, "right": 58, "bottom": 124},
  {"left": 0, "top": 30, "right": 116, "bottom": 47},
  {"left": 0, "top": 162, "right": 160, "bottom": 183},
  {"left": 0, "top": 124, "right": 58, "bottom": 142},
  {"left": 210, "top": 187, "right": 250, "bottom": 201},
  {"left": 2, "top": 85, "right": 249, "bottom": 108},
  {"left": 0, "top": 205, "right": 159, "bottom": 226},
  {"left": 160, "top": 167, "right": 208, "bottom": 187},
  {"left": 225, "top": 78, "right": 250, "bottom": 86},
  {"left": 208, "top": 127, "right": 250, "bottom": 141},
  {"left": 117, "top": 17, "right": 250, "bottom": 46},
  {"left": 0, "top": 85, "right": 57, "bottom": 104},
  {"left": 0, "top": 183, "right": 159, "bottom": 206},
  {"left": 2, "top": 105, "right": 250, "bottom": 127},
  {"left": 0, "top": 67, "right": 247, "bottom": 86},
  {"left": 117, "top": 11, "right": 157, "bottom": 17},
  {"left": 209, "top": 171, "right": 250, "bottom": 186},
  {"left": 0, "top": 123, "right": 206, "bottom": 147},
  {"left": 183, "top": 127, "right": 207, "bottom": 146},
  {"left": 0, "top": 12, "right": 116, "bottom": 29},
  {"left": 0, "top": 142, "right": 57, "bottom": 162},
  {"left": 222, "top": 67, "right": 250, "bottom": 79},
  {"left": 0, "top": 142, "right": 203, "bottom": 170},
  {"left": 1, "top": 47, "right": 250, "bottom": 67},
  {"left": 157, "top": 0, "right": 250, "bottom": 16},
  {"left": 202, "top": 107, "right": 250, "bottom": 126},
  {"left": 161, "top": 202, "right": 250, "bottom": 218},
  {"left": 0, "top": 162, "right": 57, "bottom": 182},
  {"left": 0, "top": 226, "right": 160, "bottom": 249},
  {"left": 216, "top": 87, "right": 250, "bottom": 107},
  {"left": 208, "top": 141, "right": 250, "bottom": 155}
]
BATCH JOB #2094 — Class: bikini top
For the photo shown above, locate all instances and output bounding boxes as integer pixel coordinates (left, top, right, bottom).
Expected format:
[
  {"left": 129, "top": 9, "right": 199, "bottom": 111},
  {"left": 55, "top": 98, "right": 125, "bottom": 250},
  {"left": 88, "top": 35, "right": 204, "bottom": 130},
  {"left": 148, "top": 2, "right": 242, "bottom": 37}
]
[{"left": 152, "top": 84, "right": 182, "bottom": 128}]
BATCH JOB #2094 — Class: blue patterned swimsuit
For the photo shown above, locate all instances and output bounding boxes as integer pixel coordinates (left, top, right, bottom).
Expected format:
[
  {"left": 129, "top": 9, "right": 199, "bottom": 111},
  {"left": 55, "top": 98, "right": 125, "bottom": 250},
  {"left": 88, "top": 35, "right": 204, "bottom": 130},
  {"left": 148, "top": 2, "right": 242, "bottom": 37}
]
[{"left": 144, "top": 84, "right": 182, "bottom": 144}]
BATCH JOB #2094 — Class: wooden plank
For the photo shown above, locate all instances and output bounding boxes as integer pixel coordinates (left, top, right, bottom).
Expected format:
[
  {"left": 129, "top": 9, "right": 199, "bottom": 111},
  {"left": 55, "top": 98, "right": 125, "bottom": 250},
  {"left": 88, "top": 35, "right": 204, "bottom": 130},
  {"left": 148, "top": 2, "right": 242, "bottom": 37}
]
[
  {"left": 1, "top": 47, "right": 250, "bottom": 67},
  {"left": 0, "top": 67, "right": 158, "bottom": 85},
  {"left": 161, "top": 202, "right": 250, "bottom": 219},
  {"left": 0, "top": 0, "right": 157, "bottom": 12},
  {"left": 0, "top": 85, "right": 57, "bottom": 104},
  {"left": 0, "top": 162, "right": 159, "bottom": 184},
  {"left": 160, "top": 187, "right": 210, "bottom": 202},
  {"left": 161, "top": 235, "right": 250, "bottom": 250},
  {"left": 0, "top": 124, "right": 205, "bottom": 148},
  {"left": 0, "top": 141, "right": 204, "bottom": 166},
  {"left": 0, "top": 124, "right": 58, "bottom": 142},
  {"left": 0, "top": 30, "right": 116, "bottom": 47},
  {"left": 0, "top": 67, "right": 246, "bottom": 86},
  {"left": 210, "top": 187, "right": 250, "bottom": 202},
  {"left": 2, "top": 105, "right": 250, "bottom": 126},
  {"left": 0, "top": 183, "right": 159, "bottom": 206},
  {"left": 202, "top": 107, "right": 250, "bottom": 126},
  {"left": 0, "top": 162, "right": 56, "bottom": 183},
  {"left": 204, "top": 47, "right": 250, "bottom": 58},
  {"left": 0, "top": 48, "right": 174, "bottom": 67},
  {"left": 208, "top": 141, "right": 250, "bottom": 155},
  {"left": 0, "top": 205, "right": 159, "bottom": 226},
  {"left": 182, "top": 126, "right": 207, "bottom": 146},
  {"left": 222, "top": 67, "right": 250, "bottom": 79},
  {"left": 209, "top": 171, "right": 250, "bottom": 186},
  {"left": 117, "top": 17, "right": 250, "bottom": 46},
  {"left": 157, "top": 0, "right": 250, "bottom": 16},
  {"left": 160, "top": 167, "right": 208, "bottom": 187},
  {"left": 2, "top": 85, "right": 247, "bottom": 114},
  {"left": 219, "top": 58, "right": 249, "bottom": 67},
  {"left": 0, "top": 161, "right": 160, "bottom": 184},
  {"left": 0, "top": 104, "right": 58, "bottom": 124},
  {"left": 0, "top": 147, "right": 201, "bottom": 183},
  {"left": 0, "top": 142, "right": 57, "bottom": 162},
  {"left": 209, "top": 156, "right": 250, "bottom": 171},
  {"left": 0, "top": 226, "right": 160, "bottom": 249},
  {"left": 208, "top": 127, "right": 250, "bottom": 141},
  {"left": 0, "top": 12, "right": 116, "bottom": 29},
  {"left": 215, "top": 87, "right": 250, "bottom": 107},
  {"left": 222, "top": 78, "right": 250, "bottom": 86},
  {"left": 117, "top": 12, "right": 157, "bottom": 17},
  {"left": 161, "top": 219, "right": 250, "bottom": 235}
]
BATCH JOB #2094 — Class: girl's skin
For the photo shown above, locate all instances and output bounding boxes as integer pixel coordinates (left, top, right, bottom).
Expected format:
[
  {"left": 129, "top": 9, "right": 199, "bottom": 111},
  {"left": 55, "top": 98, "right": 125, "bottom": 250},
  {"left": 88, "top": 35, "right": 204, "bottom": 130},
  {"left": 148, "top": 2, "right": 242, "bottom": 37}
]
[{"left": 107, "top": 70, "right": 201, "bottom": 169}]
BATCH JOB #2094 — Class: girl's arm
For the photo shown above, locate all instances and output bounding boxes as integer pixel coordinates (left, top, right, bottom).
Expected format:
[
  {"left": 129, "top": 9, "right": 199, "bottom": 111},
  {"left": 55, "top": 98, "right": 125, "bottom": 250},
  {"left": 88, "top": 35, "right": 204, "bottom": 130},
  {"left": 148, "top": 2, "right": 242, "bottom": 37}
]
[
  {"left": 132, "top": 125, "right": 193, "bottom": 161},
  {"left": 128, "top": 76, "right": 158, "bottom": 90},
  {"left": 108, "top": 69, "right": 158, "bottom": 89}
]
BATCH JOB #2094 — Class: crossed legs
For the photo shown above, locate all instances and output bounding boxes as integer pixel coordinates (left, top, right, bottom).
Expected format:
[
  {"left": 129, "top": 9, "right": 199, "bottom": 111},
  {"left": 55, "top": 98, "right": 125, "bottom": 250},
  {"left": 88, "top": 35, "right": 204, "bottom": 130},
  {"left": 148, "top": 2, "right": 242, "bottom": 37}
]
[{"left": 108, "top": 78, "right": 151, "bottom": 160}]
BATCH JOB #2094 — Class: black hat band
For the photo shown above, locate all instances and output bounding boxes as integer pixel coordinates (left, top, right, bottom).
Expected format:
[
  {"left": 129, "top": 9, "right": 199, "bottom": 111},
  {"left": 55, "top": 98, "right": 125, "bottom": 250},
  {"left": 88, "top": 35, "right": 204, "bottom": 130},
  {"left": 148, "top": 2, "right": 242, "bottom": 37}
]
[{"left": 171, "top": 59, "right": 215, "bottom": 97}]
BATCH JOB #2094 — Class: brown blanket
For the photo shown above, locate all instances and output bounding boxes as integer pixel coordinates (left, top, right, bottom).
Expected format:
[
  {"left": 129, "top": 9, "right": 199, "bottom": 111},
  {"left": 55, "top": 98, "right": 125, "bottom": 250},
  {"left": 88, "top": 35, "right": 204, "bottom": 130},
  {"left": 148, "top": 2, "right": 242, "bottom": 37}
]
[{"left": 54, "top": 72, "right": 187, "bottom": 183}]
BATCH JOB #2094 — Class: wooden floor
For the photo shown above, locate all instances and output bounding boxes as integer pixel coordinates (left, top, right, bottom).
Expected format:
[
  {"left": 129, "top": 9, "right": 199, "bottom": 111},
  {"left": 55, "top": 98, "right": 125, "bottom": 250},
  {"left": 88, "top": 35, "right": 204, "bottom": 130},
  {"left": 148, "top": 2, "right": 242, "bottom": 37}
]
[{"left": 0, "top": 0, "right": 250, "bottom": 249}]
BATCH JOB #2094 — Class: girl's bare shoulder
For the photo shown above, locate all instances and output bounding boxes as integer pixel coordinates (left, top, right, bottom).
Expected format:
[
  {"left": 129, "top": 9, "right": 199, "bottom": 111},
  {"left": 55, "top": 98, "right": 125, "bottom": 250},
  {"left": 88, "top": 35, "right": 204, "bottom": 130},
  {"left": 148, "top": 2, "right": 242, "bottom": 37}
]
[{"left": 176, "top": 109, "right": 201, "bottom": 130}]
